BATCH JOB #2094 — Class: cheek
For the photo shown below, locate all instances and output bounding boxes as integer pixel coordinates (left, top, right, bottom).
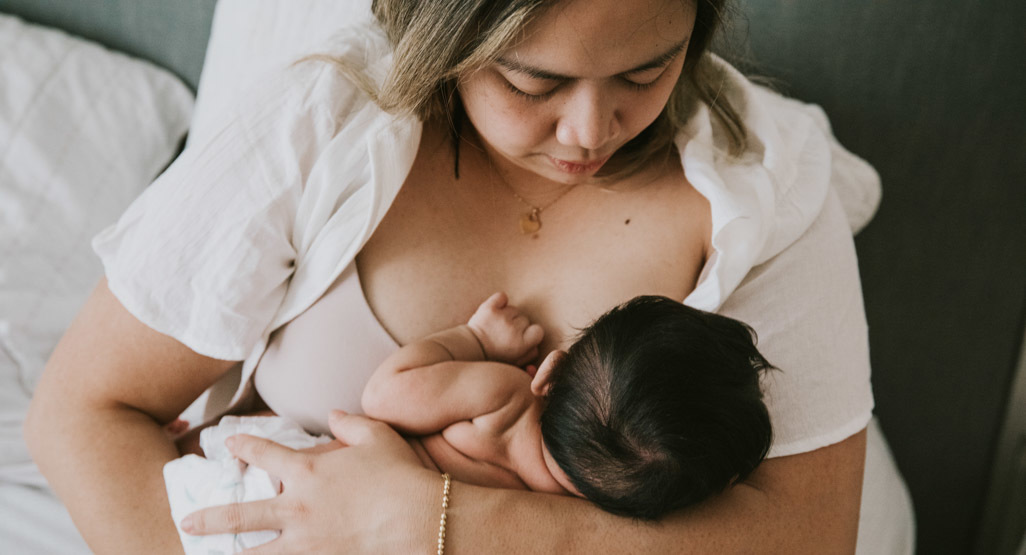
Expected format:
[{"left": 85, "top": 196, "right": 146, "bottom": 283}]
[{"left": 617, "top": 95, "right": 662, "bottom": 136}]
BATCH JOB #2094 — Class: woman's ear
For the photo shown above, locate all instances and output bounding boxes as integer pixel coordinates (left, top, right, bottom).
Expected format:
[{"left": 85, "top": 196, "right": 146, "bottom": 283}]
[{"left": 531, "top": 350, "right": 566, "bottom": 397}]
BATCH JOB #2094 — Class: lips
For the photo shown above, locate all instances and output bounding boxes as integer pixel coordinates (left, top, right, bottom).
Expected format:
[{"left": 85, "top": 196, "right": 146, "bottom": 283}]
[{"left": 547, "top": 154, "right": 611, "bottom": 174}]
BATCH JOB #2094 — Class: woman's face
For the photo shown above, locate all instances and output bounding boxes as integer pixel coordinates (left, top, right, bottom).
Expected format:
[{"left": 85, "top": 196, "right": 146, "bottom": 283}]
[{"left": 458, "top": 0, "right": 696, "bottom": 185}]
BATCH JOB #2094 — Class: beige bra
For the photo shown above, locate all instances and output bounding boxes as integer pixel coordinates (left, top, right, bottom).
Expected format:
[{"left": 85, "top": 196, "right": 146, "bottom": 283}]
[{"left": 254, "top": 261, "right": 399, "bottom": 434}]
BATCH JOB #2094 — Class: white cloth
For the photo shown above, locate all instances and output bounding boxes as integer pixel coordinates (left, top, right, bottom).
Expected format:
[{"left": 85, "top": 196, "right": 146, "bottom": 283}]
[
  {"left": 0, "top": 482, "right": 91, "bottom": 554},
  {"left": 857, "top": 418, "right": 916, "bottom": 555},
  {"left": 92, "top": 20, "right": 875, "bottom": 457},
  {"left": 0, "top": 13, "right": 193, "bottom": 487},
  {"left": 163, "top": 416, "right": 330, "bottom": 554}
]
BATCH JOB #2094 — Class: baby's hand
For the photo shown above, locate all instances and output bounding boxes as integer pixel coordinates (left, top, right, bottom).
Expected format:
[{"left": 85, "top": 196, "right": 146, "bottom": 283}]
[{"left": 467, "top": 292, "right": 544, "bottom": 366}]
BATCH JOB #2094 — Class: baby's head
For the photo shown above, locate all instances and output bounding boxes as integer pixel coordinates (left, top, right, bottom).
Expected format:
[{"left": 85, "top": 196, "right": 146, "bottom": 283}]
[{"left": 534, "top": 295, "right": 773, "bottom": 520}]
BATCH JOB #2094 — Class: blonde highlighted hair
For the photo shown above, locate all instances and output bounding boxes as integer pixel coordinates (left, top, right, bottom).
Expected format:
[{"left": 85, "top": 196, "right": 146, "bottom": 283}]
[{"left": 306, "top": 0, "right": 746, "bottom": 179}]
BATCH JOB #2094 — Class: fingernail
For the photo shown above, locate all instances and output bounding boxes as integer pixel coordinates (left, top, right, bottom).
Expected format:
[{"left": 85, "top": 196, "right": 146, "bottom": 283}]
[
  {"left": 225, "top": 436, "right": 236, "bottom": 450},
  {"left": 330, "top": 409, "right": 347, "bottom": 421},
  {"left": 180, "top": 516, "right": 194, "bottom": 533}
]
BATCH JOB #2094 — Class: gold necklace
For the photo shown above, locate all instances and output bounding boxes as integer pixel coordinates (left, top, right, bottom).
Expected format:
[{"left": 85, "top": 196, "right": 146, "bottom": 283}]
[{"left": 492, "top": 167, "right": 579, "bottom": 235}]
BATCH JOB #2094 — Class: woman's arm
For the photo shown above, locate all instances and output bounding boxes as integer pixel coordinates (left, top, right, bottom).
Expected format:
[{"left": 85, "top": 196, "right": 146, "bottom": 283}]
[
  {"left": 442, "top": 429, "right": 865, "bottom": 553},
  {"left": 183, "top": 414, "right": 864, "bottom": 553},
  {"left": 24, "top": 279, "right": 240, "bottom": 554}
]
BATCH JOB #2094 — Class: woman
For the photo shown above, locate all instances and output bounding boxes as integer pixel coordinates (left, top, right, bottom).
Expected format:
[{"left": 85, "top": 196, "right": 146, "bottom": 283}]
[{"left": 27, "top": 0, "right": 887, "bottom": 552}]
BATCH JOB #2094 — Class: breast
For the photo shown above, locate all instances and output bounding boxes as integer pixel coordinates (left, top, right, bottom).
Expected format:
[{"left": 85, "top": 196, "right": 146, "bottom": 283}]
[
  {"left": 254, "top": 262, "right": 399, "bottom": 434},
  {"left": 354, "top": 144, "right": 709, "bottom": 354}
]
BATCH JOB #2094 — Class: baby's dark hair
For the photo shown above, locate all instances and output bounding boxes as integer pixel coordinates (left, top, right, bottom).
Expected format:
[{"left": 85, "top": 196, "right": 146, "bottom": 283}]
[{"left": 540, "top": 296, "right": 773, "bottom": 520}]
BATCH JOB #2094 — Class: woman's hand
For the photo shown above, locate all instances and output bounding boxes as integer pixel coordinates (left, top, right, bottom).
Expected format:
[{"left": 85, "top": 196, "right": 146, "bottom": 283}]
[{"left": 180, "top": 411, "right": 440, "bottom": 554}]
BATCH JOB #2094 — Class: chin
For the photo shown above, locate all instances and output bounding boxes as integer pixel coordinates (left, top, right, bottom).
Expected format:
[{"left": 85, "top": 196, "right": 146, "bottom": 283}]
[{"left": 553, "top": 172, "right": 598, "bottom": 185}]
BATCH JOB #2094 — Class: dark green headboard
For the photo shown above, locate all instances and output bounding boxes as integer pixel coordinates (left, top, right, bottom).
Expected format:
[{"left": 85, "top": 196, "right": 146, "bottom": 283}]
[{"left": 0, "top": 0, "right": 216, "bottom": 90}]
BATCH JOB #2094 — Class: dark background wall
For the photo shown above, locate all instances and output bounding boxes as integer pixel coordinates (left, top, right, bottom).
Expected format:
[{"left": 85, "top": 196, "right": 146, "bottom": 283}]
[{"left": 720, "top": 1, "right": 1026, "bottom": 553}]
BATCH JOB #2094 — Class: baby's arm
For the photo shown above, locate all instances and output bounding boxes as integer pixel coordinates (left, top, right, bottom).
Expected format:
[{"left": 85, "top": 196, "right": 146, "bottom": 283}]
[{"left": 362, "top": 292, "right": 543, "bottom": 435}]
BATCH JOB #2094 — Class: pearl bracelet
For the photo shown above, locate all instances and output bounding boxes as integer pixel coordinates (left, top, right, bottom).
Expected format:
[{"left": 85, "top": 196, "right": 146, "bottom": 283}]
[{"left": 438, "top": 473, "right": 451, "bottom": 555}]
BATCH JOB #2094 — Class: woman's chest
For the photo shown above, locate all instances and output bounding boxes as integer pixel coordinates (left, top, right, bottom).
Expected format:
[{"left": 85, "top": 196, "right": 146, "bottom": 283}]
[{"left": 356, "top": 162, "right": 711, "bottom": 355}]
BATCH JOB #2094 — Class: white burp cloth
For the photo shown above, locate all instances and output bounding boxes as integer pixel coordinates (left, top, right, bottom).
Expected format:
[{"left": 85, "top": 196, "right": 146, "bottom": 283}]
[{"left": 163, "top": 415, "right": 331, "bottom": 554}]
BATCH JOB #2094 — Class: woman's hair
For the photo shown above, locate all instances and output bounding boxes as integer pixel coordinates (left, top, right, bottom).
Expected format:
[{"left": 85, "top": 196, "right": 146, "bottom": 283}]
[
  {"left": 540, "top": 296, "right": 773, "bottom": 520},
  {"left": 308, "top": 0, "right": 747, "bottom": 180}
]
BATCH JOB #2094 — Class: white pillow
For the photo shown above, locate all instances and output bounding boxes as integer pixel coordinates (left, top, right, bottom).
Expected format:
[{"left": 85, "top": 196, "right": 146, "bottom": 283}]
[
  {"left": 0, "top": 14, "right": 194, "bottom": 485},
  {"left": 188, "top": 0, "right": 372, "bottom": 146},
  {"left": 189, "top": 0, "right": 879, "bottom": 233}
]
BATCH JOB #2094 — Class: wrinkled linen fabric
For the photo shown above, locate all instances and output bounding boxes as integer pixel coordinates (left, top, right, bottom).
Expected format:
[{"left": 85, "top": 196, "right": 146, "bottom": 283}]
[{"left": 163, "top": 416, "right": 330, "bottom": 554}]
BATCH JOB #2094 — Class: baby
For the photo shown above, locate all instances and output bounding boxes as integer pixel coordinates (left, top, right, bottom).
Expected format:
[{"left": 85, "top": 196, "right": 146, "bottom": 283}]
[
  {"left": 361, "top": 292, "right": 774, "bottom": 518},
  {"left": 166, "top": 293, "right": 773, "bottom": 551}
]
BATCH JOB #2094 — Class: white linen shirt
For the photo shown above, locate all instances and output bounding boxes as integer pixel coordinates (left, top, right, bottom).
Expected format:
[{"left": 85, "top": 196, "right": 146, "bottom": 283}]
[{"left": 93, "top": 21, "right": 876, "bottom": 458}]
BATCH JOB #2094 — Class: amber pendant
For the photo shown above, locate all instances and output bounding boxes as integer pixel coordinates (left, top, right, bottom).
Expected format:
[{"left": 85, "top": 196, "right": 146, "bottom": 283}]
[{"left": 519, "top": 208, "right": 541, "bottom": 234}]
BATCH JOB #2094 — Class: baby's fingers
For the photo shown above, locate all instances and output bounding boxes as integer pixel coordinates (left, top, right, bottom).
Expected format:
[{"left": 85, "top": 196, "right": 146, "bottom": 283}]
[
  {"left": 480, "top": 292, "right": 508, "bottom": 311},
  {"left": 512, "top": 314, "right": 530, "bottom": 331},
  {"left": 523, "top": 323, "right": 544, "bottom": 347},
  {"left": 515, "top": 347, "right": 540, "bottom": 369}
]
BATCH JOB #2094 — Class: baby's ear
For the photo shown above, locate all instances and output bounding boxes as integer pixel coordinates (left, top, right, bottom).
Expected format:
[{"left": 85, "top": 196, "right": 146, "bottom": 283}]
[{"left": 531, "top": 350, "right": 566, "bottom": 397}]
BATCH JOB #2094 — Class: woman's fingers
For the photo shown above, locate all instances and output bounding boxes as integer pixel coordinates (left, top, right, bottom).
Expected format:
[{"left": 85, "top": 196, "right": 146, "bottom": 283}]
[
  {"left": 328, "top": 411, "right": 398, "bottom": 446},
  {"left": 181, "top": 497, "right": 281, "bottom": 536},
  {"left": 227, "top": 433, "right": 303, "bottom": 479}
]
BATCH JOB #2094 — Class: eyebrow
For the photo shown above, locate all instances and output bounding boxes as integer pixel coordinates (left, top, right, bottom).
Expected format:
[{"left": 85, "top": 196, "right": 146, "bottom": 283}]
[{"left": 496, "top": 37, "right": 690, "bottom": 81}]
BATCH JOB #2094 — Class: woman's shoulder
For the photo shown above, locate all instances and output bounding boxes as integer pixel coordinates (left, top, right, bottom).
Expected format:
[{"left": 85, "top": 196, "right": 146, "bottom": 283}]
[{"left": 679, "top": 55, "right": 879, "bottom": 311}]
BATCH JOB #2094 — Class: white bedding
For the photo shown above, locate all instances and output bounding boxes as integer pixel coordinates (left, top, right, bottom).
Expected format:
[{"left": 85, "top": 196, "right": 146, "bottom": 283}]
[{"left": 0, "top": 12, "right": 193, "bottom": 553}]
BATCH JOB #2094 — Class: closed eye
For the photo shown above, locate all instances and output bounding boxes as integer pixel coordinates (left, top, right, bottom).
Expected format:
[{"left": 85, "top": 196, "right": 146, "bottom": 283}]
[
  {"left": 621, "top": 77, "right": 659, "bottom": 91},
  {"left": 502, "top": 78, "right": 559, "bottom": 101},
  {"left": 506, "top": 85, "right": 556, "bottom": 101}
]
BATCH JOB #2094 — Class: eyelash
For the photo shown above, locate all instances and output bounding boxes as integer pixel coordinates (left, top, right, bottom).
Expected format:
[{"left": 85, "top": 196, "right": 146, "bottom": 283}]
[
  {"left": 504, "top": 77, "right": 658, "bottom": 101},
  {"left": 504, "top": 82, "right": 554, "bottom": 102},
  {"left": 623, "top": 78, "right": 658, "bottom": 92}
]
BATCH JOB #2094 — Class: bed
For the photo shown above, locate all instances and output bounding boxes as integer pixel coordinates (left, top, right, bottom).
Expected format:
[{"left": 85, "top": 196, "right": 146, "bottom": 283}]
[{"left": 2, "top": 1, "right": 1024, "bottom": 553}]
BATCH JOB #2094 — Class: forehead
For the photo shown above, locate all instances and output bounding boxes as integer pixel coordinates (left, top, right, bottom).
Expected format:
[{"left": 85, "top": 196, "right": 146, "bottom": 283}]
[{"left": 508, "top": 0, "right": 696, "bottom": 78}]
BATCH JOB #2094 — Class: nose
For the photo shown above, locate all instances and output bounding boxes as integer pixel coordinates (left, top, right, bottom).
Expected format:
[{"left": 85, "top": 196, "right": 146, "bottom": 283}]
[{"left": 554, "top": 85, "right": 621, "bottom": 151}]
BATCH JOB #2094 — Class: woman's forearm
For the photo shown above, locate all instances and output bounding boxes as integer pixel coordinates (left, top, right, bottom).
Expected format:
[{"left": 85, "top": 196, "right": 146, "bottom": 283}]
[
  {"left": 25, "top": 280, "right": 240, "bottom": 554},
  {"left": 27, "top": 399, "right": 184, "bottom": 554},
  {"left": 443, "top": 430, "right": 865, "bottom": 554},
  {"left": 178, "top": 413, "right": 864, "bottom": 553},
  {"left": 446, "top": 479, "right": 767, "bottom": 553}
]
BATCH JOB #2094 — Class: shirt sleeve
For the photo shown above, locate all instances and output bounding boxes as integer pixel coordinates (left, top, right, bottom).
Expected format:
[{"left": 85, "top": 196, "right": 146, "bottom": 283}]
[
  {"left": 717, "top": 187, "right": 874, "bottom": 457},
  {"left": 92, "top": 62, "right": 350, "bottom": 360}
]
